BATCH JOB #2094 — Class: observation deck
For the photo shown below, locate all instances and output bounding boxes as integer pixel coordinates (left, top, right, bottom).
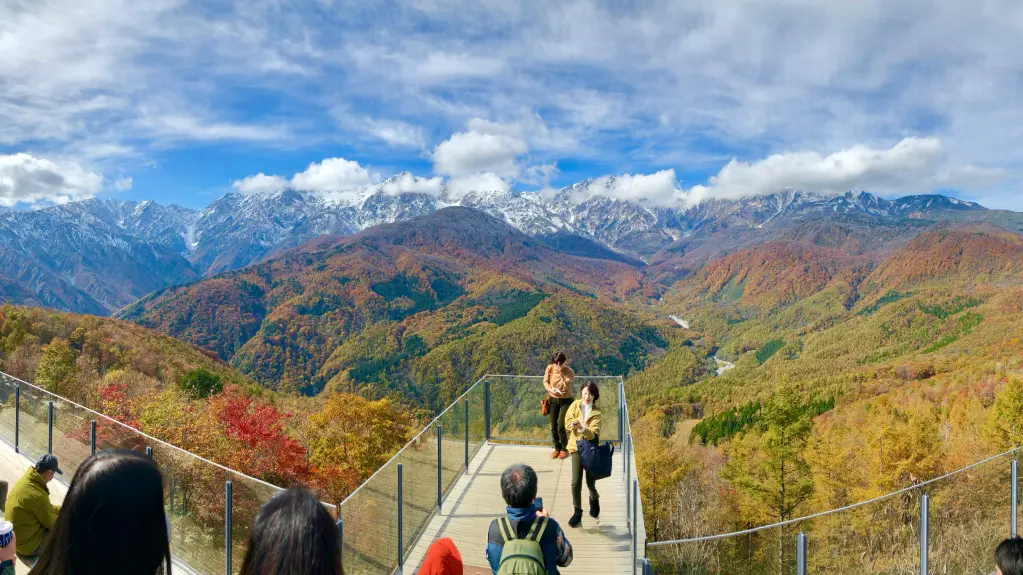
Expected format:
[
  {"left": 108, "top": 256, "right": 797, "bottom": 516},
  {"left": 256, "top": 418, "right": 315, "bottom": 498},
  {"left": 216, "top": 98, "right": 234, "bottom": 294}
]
[{"left": 339, "top": 375, "right": 647, "bottom": 574}]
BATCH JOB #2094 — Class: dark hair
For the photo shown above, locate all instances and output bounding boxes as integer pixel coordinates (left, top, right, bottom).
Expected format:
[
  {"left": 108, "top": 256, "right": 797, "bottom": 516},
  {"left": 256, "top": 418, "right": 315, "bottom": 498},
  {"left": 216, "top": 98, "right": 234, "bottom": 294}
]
[
  {"left": 551, "top": 352, "right": 567, "bottom": 365},
  {"left": 997, "top": 537, "right": 1023, "bottom": 575},
  {"left": 240, "top": 488, "right": 343, "bottom": 575},
  {"left": 32, "top": 450, "right": 171, "bottom": 575},
  {"left": 500, "top": 464, "right": 538, "bottom": 509},
  {"left": 581, "top": 381, "right": 600, "bottom": 403}
]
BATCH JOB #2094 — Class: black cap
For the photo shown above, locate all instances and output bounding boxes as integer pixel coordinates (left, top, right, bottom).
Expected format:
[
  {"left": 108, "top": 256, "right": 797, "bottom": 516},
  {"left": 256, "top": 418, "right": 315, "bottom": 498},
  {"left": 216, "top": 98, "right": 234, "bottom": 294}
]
[{"left": 35, "top": 454, "right": 63, "bottom": 475}]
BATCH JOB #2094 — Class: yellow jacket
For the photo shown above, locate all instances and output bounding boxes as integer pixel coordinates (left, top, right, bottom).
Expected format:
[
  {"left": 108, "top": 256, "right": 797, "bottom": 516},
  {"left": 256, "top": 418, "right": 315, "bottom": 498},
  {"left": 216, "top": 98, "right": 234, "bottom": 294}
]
[
  {"left": 563, "top": 399, "right": 601, "bottom": 453},
  {"left": 7, "top": 467, "right": 60, "bottom": 555}
]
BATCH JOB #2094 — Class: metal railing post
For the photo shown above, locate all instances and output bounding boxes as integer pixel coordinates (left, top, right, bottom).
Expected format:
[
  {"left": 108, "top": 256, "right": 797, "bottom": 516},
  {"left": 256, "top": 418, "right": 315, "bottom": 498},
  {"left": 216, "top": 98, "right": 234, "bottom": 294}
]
[
  {"left": 146, "top": 445, "right": 153, "bottom": 457},
  {"left": 618, "top": 379, "right": 625, "bottom": 442},
  {"left": 1013, "top": 458, "right": 1018, "bottom": 538},
  {"left": 437, "top": 425, "right": 443, "bottom": 512},
  {"left": 169, "top": 478, "right": 175, "bottom": 513},
  {"left": 796, "top": 532, "right": 807, "bottom": 575},
  {"left": 632, "top": 479, "right": 639, "bottom": 575},
  {"left": 484, "top": 380, "right": 491, "bottom": 441},
  {"left": 337, "top": 513, "right": 344, "bottom": 571},
  {"left": 14, "top": 384, "right": 19, "bottom": 454},
  {"left": 626, "top": 433, "right": 632, "bottom": 532},
  {"left": 642, "top": 558, "right": 653, "bottom": 575},
  {"left": 90, "top": 420, "right": 96, "bottom": 455},
  {"left": 47, "top": 400, "right": 53, "bottom": 454},
  {"left": 920, "top": 493, "right": 929, "bottom": 575},
  {"left": 225, "top": 480, "right": 233, "bottom": 575},
  {"left": 398, "top": 463, "right": 404, "bottom": 574},
  {"left": 464, "top": 399, "right": 469, "bottom": 474}
]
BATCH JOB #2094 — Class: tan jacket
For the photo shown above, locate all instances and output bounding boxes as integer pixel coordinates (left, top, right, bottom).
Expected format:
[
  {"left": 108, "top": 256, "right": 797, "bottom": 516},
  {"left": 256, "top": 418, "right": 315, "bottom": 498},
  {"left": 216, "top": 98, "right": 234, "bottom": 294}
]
[
  {"left": 563, "top": 399, "right": 601, "bottom": 453},
  {"left": 544, "top": 364, "right": 575, "bottom": 398}
]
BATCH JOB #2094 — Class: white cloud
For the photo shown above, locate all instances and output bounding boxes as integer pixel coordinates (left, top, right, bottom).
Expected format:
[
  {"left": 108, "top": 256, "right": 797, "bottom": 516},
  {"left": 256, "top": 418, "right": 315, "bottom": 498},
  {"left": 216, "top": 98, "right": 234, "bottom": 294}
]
[
  {"left": 232, "top": 173, "right": 288, "bottom": 194},
  {"left": 377, "top": 172, "right": 445, "bottom": 197},
  {"left": 114, "top": 176, "right": 134, "bottom": 191},
  {"left": 683, "top": 137, "right": 1005, "bottom": 205},
  {"left": 432, "top": 131, "right": 528, "bottom": 178},
  {"left": 141, "top": 113, "right": 288, "bottom": 142},
  {"left": 446, "top": 172, "right": 511, "bottom": 199},
  {"left": 332, "top": 110, "right": 426, "bottom": 148},
  {"left": 584, "top": 170, "right": 682, "bottom": 207},
  {"left": 232, "top": 157, "right": 379, "bottom": 195},
  {"left": 291, "top": 158, "right": 378, "bottom": 192},
  {"left": 414, "top": 52, "right": 506, "bottom": 83},
  {"left": 0, "top": 153, "right": 104, "bottom": 207}
]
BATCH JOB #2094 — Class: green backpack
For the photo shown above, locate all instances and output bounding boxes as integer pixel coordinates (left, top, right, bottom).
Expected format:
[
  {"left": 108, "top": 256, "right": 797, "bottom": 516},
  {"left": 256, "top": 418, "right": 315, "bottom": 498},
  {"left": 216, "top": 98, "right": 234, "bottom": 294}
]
[{"left": 496, "top": 516, "right": 549, "bottom": 575}]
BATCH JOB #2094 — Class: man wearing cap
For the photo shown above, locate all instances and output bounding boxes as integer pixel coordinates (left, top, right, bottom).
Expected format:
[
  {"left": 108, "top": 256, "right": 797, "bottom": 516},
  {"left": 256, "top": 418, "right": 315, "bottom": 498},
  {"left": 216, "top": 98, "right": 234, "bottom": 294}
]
[{"left": 6, "top": 455, "right": 61, "bottom": 564}]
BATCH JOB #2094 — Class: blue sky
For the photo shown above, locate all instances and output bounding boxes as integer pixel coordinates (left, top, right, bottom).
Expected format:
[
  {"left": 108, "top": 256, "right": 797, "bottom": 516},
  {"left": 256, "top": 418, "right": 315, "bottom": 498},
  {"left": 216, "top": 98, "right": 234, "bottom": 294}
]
[{"left": 2, "top": 0, "right": 1022, "bottom": 211}]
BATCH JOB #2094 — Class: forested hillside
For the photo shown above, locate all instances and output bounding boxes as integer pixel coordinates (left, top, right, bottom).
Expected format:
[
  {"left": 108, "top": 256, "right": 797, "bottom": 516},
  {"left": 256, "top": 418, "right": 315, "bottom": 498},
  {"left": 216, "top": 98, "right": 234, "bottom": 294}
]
[
  {"left": 0, "top": 305, "right": 423, "bottom": 506},
  {"left": 636, "top": 225, "right": 1023, "bottom": 572},
  {"left": 118, "top": 208, "right": 663, "bottom": 405}
]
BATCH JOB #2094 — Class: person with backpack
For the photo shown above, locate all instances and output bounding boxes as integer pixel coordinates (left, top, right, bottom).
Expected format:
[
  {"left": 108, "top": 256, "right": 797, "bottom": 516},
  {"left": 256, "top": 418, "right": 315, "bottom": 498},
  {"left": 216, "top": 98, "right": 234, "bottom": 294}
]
[
  {"left": 563, "top": 381, "right": 602, "bottom": 528},
  {"left": 543, "top": 352, "right": 575, "bottom": 459},
  {"left": 485, "top": 464, "right": 573, "bottom": 575}
]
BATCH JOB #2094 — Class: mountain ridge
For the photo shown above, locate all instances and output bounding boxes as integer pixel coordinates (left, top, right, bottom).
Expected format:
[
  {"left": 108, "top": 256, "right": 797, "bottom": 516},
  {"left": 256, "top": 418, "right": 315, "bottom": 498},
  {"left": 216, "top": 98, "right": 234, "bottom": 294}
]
[{"left": 0, "top": 179, "right": 1017, "bottom": 315}]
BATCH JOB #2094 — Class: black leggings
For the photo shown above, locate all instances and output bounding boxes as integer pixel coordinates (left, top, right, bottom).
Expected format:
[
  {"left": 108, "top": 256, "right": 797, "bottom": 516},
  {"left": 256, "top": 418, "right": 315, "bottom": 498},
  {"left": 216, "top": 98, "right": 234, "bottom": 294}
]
[
  {"left": 571, "top": 448, "right": 599, "bottom": 509},
  {"left": 549, "top": 396, "right": 574, "bottom": 451}
]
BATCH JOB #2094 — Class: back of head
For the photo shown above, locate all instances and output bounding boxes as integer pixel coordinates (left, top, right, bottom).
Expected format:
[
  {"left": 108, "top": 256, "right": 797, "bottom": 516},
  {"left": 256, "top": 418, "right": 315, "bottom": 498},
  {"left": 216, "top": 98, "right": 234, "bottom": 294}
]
[
  {"left": 997, "top": 537, "right": 1023, "bottom": 575},
  {"left": 240, "top": 487, "right": 342, "bottom": 575},
  {"left": 500, "top": 464, "right": 538, "bottom": 509},
  {"left": 551, "top": 352, "right": 566, "bottom": 365},
  {"left": 32, "top": 450, "right": 170, "bottom": 575}
]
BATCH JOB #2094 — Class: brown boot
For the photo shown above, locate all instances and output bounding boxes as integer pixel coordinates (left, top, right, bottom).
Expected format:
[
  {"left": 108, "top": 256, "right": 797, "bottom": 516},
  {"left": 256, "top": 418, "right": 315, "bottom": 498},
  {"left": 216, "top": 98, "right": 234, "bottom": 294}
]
[
  {"left": 551, "top": 449, "right": 560, "bottom": 459},
  {"left": 558, "top": 451, "right": 569, "bottom": 459}
]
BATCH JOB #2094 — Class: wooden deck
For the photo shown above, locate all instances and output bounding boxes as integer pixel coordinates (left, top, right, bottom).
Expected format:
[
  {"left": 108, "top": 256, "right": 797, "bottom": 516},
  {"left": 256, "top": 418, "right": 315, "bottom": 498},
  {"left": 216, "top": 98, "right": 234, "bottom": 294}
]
[{"left": 404, "top": 443, "right": 633, "bottom": 574}]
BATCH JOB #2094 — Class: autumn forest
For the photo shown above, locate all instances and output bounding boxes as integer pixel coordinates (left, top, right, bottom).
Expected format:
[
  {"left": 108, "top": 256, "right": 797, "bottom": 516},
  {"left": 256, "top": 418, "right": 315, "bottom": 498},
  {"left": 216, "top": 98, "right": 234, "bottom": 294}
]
[{"left": 2, "top": 207, "right": 1023, "bottom": 573}]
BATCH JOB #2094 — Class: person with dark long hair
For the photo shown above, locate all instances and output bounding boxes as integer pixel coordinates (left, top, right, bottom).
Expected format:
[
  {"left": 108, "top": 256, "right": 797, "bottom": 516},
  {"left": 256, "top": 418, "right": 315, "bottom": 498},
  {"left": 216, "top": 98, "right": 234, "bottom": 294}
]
[
  {"left": 239, "top": 487, "right": 343, "bottom": 575},
  {"left": 563, "top": 381, "right": 602, "bottom": 528},
  {"left": 30, "top": 450, "right": 172, "bottom": 575},
  {"left": 543, "top": 352, "right": 575, "bottom": 459}
]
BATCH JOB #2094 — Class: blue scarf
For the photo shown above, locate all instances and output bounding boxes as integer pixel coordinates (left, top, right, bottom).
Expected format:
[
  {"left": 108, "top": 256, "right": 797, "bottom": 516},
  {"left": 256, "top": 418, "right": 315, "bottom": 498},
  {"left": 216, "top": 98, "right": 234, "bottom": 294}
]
[{"left": 506, "top": 503, "right": 538, "bottom": 522}]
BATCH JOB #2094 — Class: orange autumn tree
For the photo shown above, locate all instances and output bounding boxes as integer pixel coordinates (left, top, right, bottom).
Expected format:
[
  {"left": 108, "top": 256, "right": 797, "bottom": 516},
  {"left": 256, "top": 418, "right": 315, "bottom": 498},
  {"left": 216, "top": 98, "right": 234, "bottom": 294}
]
[{"left": 307, "top": 393, "right": 417, "bottom": 504}]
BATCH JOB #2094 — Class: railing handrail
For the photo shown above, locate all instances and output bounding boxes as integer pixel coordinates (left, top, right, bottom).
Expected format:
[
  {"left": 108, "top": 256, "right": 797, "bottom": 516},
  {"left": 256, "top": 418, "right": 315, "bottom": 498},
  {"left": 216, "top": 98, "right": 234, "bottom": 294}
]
[
  {"left": 648, "top": 443, "right": 1023, "bottom": 546},
  {"left": 0, "top": 370, "right": 334, "bottom": 508}
]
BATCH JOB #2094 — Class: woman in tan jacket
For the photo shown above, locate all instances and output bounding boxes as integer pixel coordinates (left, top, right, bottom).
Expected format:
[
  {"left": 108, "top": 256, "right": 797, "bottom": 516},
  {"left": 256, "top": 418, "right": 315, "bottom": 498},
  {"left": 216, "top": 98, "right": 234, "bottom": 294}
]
[
  {"left": 543, "top": 352, "right": 575, "bottom": 459},
  {"left": 564, "top": 381, "right": 601, "bottom": 528}
]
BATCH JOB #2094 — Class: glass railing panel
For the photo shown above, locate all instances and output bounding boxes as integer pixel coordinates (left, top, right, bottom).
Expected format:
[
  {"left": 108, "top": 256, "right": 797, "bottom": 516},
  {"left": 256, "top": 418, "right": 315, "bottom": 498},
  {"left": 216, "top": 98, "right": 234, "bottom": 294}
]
[
  {"left": 15, "top": 382, "right": 50, "bottom": 462},
  {"left": 399, "top": 423, "right": 439, "bottom": 562},
  {"left": 468, "top": 381, "right": 487, "bottom": 460},
  {"left": 929, "top": 454, "right": 1013, "bottom": 574},
  {"left": 0, "top": 375, "right": 19, "bottom": 448},
  {"left": 229, "top": 471, "right": 282, "bottom": 574},
  {"left": 648, "top": 524, "right": 793, "bottom": 575},
  {"left": 154, "top": 442, "right": 228, "bottom": 575},
  {"left": 48, "top": 399, "right": 93, "bottom": 479},
  {"left": 488, "top": 374, "right": 623, "bottom": 443},
  {"left": 488, "top": 375, "right": 548, "bottom": 442},
  {"left": 438, "top": 401, "right": 467, "bottom": 501},
  {"left": 339, "top": 455, "right": 400, "bottom": 575}
]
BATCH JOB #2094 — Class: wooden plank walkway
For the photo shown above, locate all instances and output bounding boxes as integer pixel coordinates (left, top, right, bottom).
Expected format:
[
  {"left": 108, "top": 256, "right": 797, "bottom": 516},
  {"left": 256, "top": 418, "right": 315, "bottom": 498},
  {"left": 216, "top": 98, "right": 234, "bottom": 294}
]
[{"left": 404, "top": 443, "right": 632, "bottom": 574}]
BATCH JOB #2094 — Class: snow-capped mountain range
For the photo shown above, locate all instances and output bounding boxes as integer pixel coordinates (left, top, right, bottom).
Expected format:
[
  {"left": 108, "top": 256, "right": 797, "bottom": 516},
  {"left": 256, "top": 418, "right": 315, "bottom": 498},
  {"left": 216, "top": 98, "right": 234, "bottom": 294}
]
[{"left": 0, "top": 172, "right": 1004, "bottom": 314}]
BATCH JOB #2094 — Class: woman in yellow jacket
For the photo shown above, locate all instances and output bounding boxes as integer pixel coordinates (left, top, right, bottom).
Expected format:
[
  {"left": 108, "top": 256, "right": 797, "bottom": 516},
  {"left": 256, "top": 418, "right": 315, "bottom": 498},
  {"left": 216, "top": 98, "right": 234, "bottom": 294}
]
[{"left": 564, "top": 381, "right": 601, "bottom": 528}]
